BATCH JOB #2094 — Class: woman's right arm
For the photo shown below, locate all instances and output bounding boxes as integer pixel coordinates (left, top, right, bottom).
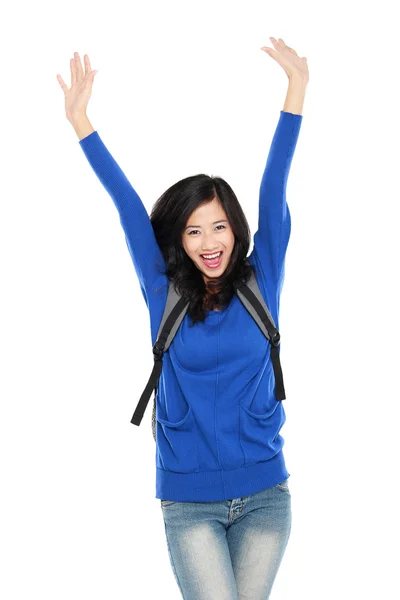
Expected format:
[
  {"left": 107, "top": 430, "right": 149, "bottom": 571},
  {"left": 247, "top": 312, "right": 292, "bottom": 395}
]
[
  {"left": 57, "top": 52, "right": 167, "bottom": 303},
  {"left": 71, "top": 113, "right": 95, "bottom": 141},
  {"left": 72, "top": 114, "right": 166, "bottom": 297}
]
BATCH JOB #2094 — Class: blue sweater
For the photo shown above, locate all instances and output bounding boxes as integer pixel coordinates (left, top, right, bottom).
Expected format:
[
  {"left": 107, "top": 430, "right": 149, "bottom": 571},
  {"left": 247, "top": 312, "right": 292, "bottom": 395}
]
[{"left": 79, "top": 110, "right": 303, "bottom": 502}]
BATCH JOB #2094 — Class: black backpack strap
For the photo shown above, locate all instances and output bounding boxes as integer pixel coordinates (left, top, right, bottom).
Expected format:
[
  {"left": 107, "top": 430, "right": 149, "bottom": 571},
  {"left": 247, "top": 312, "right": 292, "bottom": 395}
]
[
  {"left": 234, "top": 268, "right": 286, "bottom": 401},
  {"left": 130, "top": 283, "right": 189, "bottom": 427},
  {"left": 131, "top": 265, "right": 286, "bottom": 430}
]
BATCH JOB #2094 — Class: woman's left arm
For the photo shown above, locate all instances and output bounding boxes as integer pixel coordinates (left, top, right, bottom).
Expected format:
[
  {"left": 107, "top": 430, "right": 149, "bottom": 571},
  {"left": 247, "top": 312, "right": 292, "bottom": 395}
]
[
  {"left": 282, "top": 76, "right": 308, "bottom": 116},
  {"left": 250, "top": 38, "right": 308, "bottom": 297}
]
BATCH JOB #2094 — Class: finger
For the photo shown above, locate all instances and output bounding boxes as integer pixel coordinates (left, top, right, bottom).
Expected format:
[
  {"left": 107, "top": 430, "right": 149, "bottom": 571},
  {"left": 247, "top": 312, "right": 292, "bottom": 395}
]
[
  {"left": 56, "top": 73, "right": 69, "bottom": 94},
  {"left": 270, "top": 37, "right": 291, "bottom": 52},
  {"left": 70, "top": 58, "right": 76, "bottom": 86},
  {"left": 270, "top": 37, "right": 284, "bottom": 46},
  {"left": 86, "top": 70, "right": 98, "bottom": 86},
  {"left": 84, "top": 54, "right": 92, "bottom": 78},
  {"left": 262, "top": 38, "right": 276, "bottom": 52},
  {"left": 74, "top": 52, "right": 84, "bottom": 80},
  {"left": 278, "top": 38, "right": 296, "bottom": 54},
  {"left": 261, "top": 47, "right": 278, "bottom": 61}
]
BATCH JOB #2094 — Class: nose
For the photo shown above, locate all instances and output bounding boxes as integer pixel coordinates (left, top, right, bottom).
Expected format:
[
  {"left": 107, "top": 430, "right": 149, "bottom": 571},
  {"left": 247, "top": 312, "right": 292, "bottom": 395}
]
[{"left": 201, "top": 234, "right": 220, "bottom": 253}]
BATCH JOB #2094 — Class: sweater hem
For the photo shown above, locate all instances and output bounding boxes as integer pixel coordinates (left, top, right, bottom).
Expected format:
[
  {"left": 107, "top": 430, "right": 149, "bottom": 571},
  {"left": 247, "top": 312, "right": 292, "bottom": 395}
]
[{"left": 156, "top": 450, "right": 289, "bottom": 502}]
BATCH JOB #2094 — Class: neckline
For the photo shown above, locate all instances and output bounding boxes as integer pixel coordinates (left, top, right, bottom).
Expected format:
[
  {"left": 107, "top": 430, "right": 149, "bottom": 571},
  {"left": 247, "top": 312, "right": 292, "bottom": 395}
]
[{"left": 205, "top": 305, "right": 228, "bottom": 314}]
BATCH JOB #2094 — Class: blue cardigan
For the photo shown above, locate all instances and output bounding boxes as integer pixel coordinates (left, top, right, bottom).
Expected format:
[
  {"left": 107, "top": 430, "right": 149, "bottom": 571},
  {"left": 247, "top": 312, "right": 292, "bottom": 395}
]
[{"left": 79, "top": 110, "right": 303, "bottom": 502}]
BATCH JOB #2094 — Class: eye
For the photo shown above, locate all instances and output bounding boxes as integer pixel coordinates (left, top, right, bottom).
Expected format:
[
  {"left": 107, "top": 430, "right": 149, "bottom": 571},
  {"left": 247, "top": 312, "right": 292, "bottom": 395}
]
[{"left": 188, "top": 225, "right": 226, "bottom": 236}]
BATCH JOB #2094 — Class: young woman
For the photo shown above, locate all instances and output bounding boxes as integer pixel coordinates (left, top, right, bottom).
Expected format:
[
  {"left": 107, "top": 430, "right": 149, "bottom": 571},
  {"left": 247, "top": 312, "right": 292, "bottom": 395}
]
[{"left": 57, "top": 37, "right": 308, "bottom": 600}]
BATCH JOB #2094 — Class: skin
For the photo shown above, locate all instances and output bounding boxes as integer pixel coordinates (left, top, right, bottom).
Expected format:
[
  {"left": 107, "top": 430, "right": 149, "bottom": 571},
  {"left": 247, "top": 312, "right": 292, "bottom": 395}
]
[
  {"left": 181, "top": 197, "right": 235, "bottom": 288},
  {"left": 57, "top": 39, "right": 308, "bottom": 308},
  {"left": 56, "top": 37, "right": 309, "bottom": 141}
]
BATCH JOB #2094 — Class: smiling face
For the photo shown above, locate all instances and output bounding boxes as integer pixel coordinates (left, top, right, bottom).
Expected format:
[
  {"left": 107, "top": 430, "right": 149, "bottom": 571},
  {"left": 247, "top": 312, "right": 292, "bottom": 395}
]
[{"left": 181, "top": 197, "right": 235, "bottom": 284}]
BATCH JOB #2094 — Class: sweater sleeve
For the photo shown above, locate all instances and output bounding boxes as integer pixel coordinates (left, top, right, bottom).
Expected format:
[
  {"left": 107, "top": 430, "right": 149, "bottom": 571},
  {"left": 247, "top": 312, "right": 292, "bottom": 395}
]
[
  {"left": 252, "top": 111, "right": 303, "bottom": 296},
  {"left": 78, "top": 131, "right": 166, "bottom": 302}
]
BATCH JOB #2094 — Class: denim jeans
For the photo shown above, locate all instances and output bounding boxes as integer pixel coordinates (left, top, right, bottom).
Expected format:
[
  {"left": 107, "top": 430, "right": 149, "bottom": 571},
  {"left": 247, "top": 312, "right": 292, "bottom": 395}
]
[{"left": 160, "top": 478, "right": 291, "bottom": 599}]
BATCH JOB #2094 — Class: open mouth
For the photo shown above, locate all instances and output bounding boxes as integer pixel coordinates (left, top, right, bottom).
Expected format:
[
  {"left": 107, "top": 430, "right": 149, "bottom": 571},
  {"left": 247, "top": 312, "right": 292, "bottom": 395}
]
[{"left": 200, "top": 251, "right": 223, "bottom": 269}]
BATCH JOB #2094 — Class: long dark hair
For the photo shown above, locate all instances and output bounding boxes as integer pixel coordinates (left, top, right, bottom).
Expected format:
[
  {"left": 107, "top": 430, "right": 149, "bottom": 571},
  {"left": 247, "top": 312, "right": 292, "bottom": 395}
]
[{"left": 150, "top": 174, "right": 254, "bottom": 326}]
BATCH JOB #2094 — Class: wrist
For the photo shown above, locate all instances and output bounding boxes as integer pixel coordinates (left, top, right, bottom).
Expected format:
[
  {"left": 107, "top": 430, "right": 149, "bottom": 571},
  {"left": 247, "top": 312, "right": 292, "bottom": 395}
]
[
  {"left": 283, "top": 85, "right": 306, "bottom": 116},
  {"left": 288, "top": 73, "right": 309, "bottom": 88},
  {"left": 67, "top": 111, "right": 88, "bottom": 126},
  {"left": 69, "top": 113, "right": 95, "bottom": 141}
]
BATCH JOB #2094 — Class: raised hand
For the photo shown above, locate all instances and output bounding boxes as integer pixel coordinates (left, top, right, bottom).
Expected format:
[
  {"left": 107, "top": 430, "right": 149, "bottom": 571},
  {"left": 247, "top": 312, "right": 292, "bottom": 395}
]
[
  {"left": 56, "top": 52, "right": 98, "bottom": 123},
  {"left": 261, "top": 37, "right": 309, "bottom": 85}
]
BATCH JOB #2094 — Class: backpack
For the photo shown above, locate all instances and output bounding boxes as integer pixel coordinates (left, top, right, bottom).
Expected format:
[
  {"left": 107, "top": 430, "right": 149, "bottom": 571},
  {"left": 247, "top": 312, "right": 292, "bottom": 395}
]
[{"left": 130, "top": 260, "right": 286, "bottom": 441}]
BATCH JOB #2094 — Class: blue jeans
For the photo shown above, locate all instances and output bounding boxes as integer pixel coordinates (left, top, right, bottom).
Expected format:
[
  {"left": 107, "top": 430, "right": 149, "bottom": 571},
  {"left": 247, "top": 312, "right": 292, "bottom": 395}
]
[{"left": 160, "top": 478, "right": 291, "bottom": 599}]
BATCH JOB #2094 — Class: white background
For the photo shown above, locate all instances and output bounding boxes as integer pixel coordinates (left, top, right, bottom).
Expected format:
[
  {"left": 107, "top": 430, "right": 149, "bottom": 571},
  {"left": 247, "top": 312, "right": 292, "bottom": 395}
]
[{"left": 1, "top": 0, "right": 399, "bottom": 598}]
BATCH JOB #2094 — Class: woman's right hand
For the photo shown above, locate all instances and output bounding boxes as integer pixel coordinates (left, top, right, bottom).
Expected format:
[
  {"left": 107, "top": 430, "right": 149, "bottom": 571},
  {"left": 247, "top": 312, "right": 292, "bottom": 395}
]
[{"left": 56, "top": 52, "right": 98, "bottom": 124}]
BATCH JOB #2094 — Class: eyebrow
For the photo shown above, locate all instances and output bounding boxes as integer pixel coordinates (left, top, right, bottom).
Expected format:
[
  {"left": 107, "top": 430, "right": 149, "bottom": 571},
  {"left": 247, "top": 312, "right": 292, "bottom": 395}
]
[{"left": 185, "top": 220, "right": 228, "bottom": 230}]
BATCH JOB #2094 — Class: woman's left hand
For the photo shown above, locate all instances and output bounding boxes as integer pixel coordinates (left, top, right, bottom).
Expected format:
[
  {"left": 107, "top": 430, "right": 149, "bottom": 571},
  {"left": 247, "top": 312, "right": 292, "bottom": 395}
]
[{"left": 261, "top": 37, "right": 309, "bottom": 85}]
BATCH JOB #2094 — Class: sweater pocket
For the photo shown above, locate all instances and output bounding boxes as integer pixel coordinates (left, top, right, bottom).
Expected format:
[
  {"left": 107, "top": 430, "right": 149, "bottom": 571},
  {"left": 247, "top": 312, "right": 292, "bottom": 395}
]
[
  {"left": 239, "top": 401, "right": 285, "bottom": 466},
  {"left": 156, "top": 405, "right": 199, "bottom": 473}
]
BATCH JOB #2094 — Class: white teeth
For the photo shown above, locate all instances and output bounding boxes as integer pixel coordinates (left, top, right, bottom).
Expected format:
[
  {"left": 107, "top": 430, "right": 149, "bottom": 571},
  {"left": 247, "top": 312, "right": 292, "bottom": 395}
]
[{"left": 201, "top": 252, "right": 222, "bottom": 259}]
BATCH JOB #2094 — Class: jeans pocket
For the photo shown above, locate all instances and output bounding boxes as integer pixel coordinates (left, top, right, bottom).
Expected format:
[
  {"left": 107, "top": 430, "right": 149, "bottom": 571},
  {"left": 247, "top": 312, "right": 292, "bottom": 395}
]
[
  {"left": 239, "top": 401, "right": 285, "bottom": 465},
  {"left": 275, "top": 478, "right": 290, "bottom": 492},
  {"left": 157, "top": 405, "right": 199, "bottom": 473},
  {"left": 160, "top": 500, "right": 177, "bottom": 507}
]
